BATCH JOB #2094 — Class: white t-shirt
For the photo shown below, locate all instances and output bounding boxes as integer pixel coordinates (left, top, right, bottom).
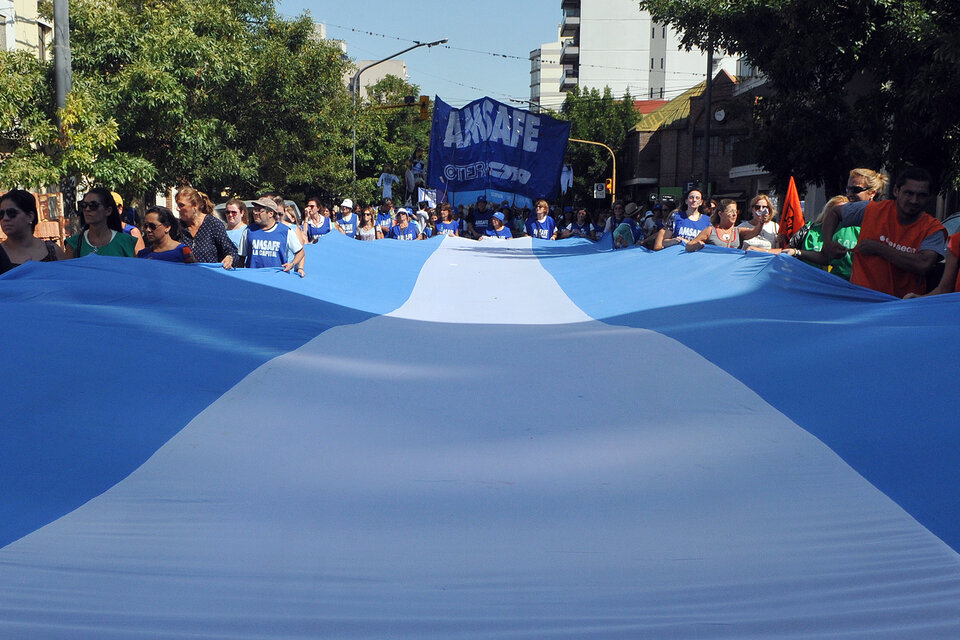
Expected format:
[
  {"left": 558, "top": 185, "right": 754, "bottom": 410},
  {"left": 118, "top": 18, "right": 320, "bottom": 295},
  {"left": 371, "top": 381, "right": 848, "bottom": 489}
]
[{"left": 739, "top": 220, "right": 779, "bottom": 249}]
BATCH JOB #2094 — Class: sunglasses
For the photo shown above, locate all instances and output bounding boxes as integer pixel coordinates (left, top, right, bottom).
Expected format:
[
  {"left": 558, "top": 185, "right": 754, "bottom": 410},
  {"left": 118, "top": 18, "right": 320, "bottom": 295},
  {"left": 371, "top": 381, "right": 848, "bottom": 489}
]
[
  {"left": 846, "top": 185, "right": 869, "bottom": 194},
  {"left": 78, "top": 201, "right": 104, "bottom": 211},
  {"left": 143, "top": 222, "right": 161, "bottom": 231},
  {"left": 0, "top": 208, "right": 24, "bottom": 220},
  {"left": 752, "top": 205, "right": 770, "bottom": 212}
]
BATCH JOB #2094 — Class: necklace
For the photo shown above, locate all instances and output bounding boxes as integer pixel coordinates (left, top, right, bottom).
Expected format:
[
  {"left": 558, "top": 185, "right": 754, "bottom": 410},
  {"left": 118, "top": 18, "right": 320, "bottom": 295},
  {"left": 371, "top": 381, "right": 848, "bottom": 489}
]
[{"left": 84, "top": 229, "right": 110, "bottom": 254}]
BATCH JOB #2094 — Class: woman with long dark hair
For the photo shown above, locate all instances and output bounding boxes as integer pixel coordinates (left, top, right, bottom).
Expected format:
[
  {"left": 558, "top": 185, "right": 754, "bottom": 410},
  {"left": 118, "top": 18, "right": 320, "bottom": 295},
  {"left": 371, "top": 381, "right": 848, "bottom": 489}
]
[
  {"left": 0, "top": 189, "right": 64, "bottom": 273},
  {"left": 65, "top": 187, "right": 138, "bottom": 258},
  {"left": 137, "top": 206, "right": 196, "bottom": 263}
]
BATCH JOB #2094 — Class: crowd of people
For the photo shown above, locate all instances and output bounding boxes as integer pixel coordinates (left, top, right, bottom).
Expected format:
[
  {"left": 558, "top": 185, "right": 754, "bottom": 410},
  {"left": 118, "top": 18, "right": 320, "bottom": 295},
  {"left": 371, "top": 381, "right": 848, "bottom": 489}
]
[{"left": 0, "top": 165, "right": 957, "bottom": 299}]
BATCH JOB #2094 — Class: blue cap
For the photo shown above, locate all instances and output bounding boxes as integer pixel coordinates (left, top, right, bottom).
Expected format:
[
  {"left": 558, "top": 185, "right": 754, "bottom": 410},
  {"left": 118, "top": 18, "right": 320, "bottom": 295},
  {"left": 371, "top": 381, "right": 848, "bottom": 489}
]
[
  {"left": 477, "top": 195, "right": 487, "bottom": 203},
  {"left": 492, "top": 211, "right": 505, "bottom": 222}
]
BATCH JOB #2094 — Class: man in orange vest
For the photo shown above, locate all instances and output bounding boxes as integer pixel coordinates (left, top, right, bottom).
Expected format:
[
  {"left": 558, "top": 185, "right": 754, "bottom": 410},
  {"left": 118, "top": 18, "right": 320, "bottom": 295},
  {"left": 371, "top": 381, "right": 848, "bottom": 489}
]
[{"left": 820, "top": 167, "right": 946, "bottom": 297}]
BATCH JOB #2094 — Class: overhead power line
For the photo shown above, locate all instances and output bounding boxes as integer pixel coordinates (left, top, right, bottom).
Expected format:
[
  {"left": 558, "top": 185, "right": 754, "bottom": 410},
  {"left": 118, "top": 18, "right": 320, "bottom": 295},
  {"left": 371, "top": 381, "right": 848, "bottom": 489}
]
[{"left": 324, "top": 22, "right": 715, "bottom": 79}]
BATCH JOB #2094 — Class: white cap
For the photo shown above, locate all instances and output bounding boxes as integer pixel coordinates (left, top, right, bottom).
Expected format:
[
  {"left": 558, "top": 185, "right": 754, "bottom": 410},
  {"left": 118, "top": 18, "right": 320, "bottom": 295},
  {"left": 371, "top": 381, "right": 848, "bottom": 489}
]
[{"left": 340, "top": 198, "right": 353, "bottom": 208}]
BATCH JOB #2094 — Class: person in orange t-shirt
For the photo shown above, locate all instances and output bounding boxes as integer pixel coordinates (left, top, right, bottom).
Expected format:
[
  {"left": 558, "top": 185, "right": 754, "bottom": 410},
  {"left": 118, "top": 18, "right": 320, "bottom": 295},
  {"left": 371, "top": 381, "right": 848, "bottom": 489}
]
[
  {"left": 904, "top": 231, "right": 960, "bottom": 299},
  {"left": 820, "top": 167, "right": 946, "bottom": 298}
]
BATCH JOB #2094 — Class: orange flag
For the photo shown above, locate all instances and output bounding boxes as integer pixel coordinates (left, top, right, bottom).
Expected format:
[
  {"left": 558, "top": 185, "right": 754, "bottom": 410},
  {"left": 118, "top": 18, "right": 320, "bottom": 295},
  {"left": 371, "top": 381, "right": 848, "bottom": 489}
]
[{"left": 779, "top": 176, "right": 805, "bottom": 247}]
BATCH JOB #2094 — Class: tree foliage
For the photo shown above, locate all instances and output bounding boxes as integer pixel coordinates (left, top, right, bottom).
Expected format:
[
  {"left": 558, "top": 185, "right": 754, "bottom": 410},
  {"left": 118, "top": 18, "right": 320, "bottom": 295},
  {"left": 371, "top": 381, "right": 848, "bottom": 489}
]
[
  {"left": 2, "top": 0, "right": 399, "bottom": 203},
  {"left": 66, "top": 0, "right": 355, "bottom": 199},
  {"left": 0, "top": 50, "right": 129, "bottom": 189},
  {"left": 638, "top": 0, "right": 960, "bottom": 192},
  {"left": 352, "top": 75, "right": 431, "bottom": 205},
  {"left": 557, "top": 86, "right": 639, "bottom": 204}
]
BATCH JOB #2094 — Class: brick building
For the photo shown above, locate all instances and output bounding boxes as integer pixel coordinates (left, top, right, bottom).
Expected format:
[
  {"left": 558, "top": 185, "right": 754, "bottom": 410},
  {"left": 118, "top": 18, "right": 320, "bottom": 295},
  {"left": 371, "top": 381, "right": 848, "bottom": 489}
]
[{"left": 622, "top": 70, "right": 775, "bottom": 211}]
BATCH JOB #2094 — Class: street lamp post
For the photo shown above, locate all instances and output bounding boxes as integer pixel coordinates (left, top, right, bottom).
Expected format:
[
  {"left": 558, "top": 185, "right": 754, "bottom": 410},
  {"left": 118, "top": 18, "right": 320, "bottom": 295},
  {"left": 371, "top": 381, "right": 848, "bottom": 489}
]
[{"left": 351, "top": 38, "right": 447, "bottom": 182}]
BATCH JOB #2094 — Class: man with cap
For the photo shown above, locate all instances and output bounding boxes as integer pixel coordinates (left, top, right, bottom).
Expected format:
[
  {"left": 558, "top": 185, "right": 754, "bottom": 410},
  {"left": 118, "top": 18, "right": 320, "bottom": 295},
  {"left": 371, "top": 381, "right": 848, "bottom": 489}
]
[
  {"left": 466, "top": 195, "right": 493, "bottom": 239},
  {"left": 481, "top": 211, "right": 513, "bottom": 239},
  {"left": 337, "top": 198, "right": 359, "bottom": 237},
  {"left": 238, "top": 197, "right": 305, "bottom": 276}
]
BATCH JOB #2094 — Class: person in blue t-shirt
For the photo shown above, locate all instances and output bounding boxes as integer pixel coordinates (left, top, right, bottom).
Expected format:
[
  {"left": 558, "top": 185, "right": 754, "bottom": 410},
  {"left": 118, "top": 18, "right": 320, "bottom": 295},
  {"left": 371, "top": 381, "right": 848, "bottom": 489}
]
[
  {"left": 482, "top": 211, "right": 513, "bottom": 239},
  {"left": 239, "top": 197, "right": 305, "bottom": 276},
  {"left": 302, "top": 197, "right": 340, "bottom": 242},
  {"left": 467, "top": 195, "right": 493, "bottom": 239},
  {"left": 376, "top": 198, "right": 395, "bottom": 238},
  {"left": 525, "top": 199, "right": 557, "bottom": 240},
  {"left": 434, "top": 203, "right": 459, "bottom": 237},
  {"left": 654, "top": 188, "right": 712, "bottom": 250},
  {"left": 390, "top": 208, "right": 422, "bottom": 240},
  {"left": 561, "top": 207, "right": 597, "bottom": 240},
  {"left": 336, "top": 198, "right": 360, "bottom": 237}
]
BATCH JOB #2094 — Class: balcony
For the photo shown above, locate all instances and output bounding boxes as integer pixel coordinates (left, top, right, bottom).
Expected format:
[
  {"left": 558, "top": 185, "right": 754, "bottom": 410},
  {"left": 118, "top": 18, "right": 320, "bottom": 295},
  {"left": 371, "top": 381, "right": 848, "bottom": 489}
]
[
  {"left": 560, "top": 9, "right": 580, "bottom": 38},
  {"left": 560, "top": 0, "right": 580, "bottom": 11},
  {"left": 559, "top": 41, "right": 579, "bottom": 64},
  {"left": 560, "top": 69, "right": 579, "bottom": 92}
]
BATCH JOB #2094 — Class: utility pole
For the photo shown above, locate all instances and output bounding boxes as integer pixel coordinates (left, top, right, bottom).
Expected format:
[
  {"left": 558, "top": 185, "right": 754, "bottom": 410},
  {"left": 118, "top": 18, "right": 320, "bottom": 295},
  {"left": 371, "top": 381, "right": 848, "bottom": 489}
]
[
  {"left": 53, "top": 0, "right": 76, "bottom": 215},
  {"left": 702, "top": 35, "right": 713, "bottom": 200}
]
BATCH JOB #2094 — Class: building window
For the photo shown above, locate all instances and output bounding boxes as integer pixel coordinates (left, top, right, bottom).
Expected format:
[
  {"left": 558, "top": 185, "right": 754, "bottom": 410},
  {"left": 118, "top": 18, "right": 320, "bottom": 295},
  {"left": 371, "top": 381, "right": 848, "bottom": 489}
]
[
  {"left": 659, "top": 87, "right": 664, "bottom": 99},
  {"left": 38, "top": 23, "right": 52, "bottom": 62},
  {"left": 650, "top": 58, "right": 654, "bottom": 70},
  {"left": 0, "top": 15, "right": 6, "bottom": 51},
  {"left": 651, "top": 26, "right": 655, "bottom": 39},
  {"left": 663, "top": 27, "right": 666, "bottom": 38},
  {"left": 709, "top": 136, "right": 721, "bottom": 157},
  {"left": 694, "top": 136, "right": 704, "bottom": 156},
  {"left": 660, "top": 58, "right": 664, "bottom": 69},
  {"left": 649, "top": 87, "right": 654, "bottom": 99}
]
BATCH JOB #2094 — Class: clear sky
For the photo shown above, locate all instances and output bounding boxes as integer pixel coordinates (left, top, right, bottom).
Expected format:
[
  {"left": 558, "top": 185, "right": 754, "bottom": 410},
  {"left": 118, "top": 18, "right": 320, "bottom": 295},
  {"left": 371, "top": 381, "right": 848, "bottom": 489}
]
[{"left": 276, "top": 0, "right": 562, "bottom": 107}]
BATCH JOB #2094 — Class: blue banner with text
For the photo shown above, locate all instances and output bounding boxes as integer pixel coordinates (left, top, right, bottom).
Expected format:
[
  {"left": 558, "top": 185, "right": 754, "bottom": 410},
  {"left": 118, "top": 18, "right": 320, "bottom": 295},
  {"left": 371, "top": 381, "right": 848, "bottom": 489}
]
[{"left": 427, "top": 96, "right": 570, "bottom": 208}]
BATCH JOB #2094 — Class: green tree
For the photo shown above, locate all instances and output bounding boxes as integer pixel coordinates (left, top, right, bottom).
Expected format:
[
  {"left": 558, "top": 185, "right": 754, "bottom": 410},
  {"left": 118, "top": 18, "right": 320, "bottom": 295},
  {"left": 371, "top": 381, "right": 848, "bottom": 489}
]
[
  {"left": 66, "top": 0, "right": 354, "bottom": 200},
  {"left": 0, "top": 49, "right": 148, "bottom": 190},
  {"left": 353, "top": 75, "right": 431, "bottom": 205},
  {"left": 637, "top": 0, "right": 960, "bottom": 192},
  {"left": 558, "top": 86, "right": 639, "bottom": 204}
]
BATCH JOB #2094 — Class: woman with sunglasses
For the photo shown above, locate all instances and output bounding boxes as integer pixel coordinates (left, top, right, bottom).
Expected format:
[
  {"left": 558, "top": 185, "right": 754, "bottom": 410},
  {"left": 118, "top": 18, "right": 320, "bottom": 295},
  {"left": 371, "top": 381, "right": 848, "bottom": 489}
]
[
  {"left": 65, "top": 187, "right": 138, "bottom": 258},
  {"left": 223, "top": 198, "right": 248, "bottom": 248},
  {"left": 302, "top": 197, "right": 340, "bottom": 242},
  {"left": 740, "top": 194, "right": 781, "bottom": 251},
  {"left": 137, "top": 206, "right": 196, "bottom": 263},
  {"left": 781, "top": 168, "right": 886, "bottom": 277},
  {"left": 0, "top": 189, "right": 64, "bottom": 274},
  {"left": 845, "top": 168, "right": 887, "bottom": 203},
  {"left": 355, "top": 207, "right": 383, "bottom": 241}
]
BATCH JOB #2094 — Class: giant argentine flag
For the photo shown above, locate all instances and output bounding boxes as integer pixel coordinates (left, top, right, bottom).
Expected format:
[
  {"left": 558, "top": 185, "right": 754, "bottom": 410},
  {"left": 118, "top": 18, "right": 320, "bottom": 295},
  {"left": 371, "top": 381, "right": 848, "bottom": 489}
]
[{"left": 2, "top": 236, "right": 959, "bottom": 638}]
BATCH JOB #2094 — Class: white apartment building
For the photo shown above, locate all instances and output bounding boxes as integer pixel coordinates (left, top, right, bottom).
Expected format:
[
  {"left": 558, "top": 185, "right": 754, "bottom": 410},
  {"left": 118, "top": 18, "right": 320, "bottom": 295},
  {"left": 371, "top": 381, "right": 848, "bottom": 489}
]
[
  {"left": 529, "top": 29, "right": 567, "bottom": 113},
  {"left": 0, "top": 0, "right": 52, "bottom": 59},
  {"left": 551, "top": 0, "right": 733, "bottom": 101}
]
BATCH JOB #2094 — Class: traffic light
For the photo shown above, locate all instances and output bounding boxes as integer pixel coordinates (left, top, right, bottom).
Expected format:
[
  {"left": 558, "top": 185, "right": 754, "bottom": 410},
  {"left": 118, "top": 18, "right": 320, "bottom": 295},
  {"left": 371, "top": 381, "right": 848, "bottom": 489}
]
[
  {"left": 605, "top": 178, "right": 612, "bottom": 194},
  {"left": 418, "top": 95, "right": 430, "bottom": 121}
]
